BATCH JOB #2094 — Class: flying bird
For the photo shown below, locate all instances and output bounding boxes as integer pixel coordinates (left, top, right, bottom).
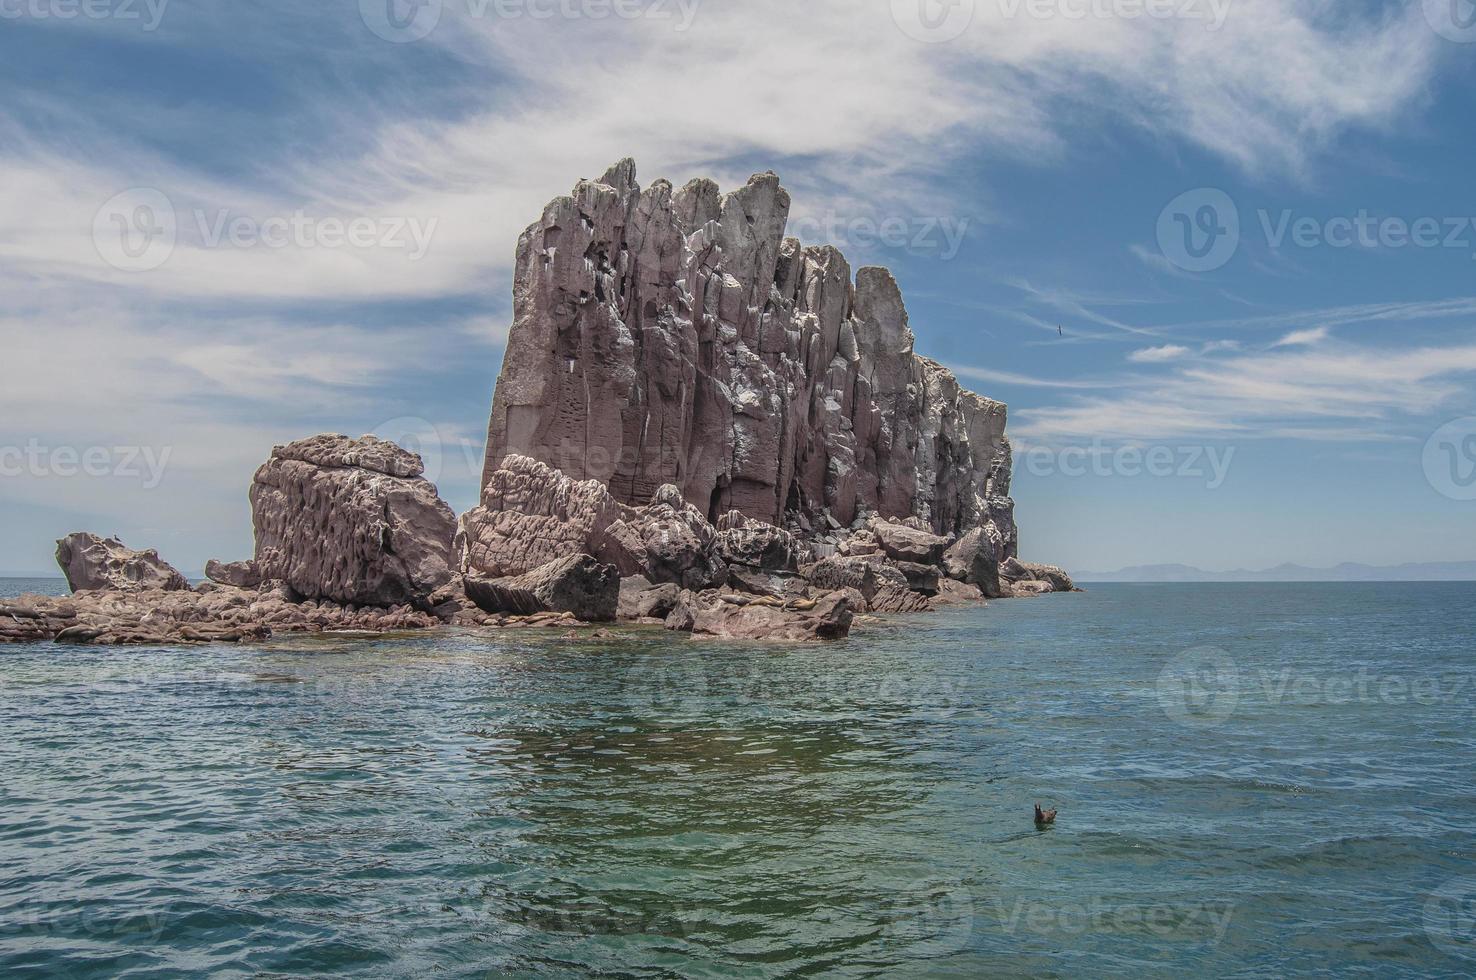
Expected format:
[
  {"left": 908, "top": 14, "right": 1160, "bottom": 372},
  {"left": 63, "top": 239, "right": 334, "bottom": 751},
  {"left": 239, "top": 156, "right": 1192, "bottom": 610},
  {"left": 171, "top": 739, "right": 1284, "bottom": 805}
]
[
  {"left": 1057, "top": 324, "right": 1063, "bottom": 337},
  {"left": 1034, "top": 803, "right": 1057, "bottom": 826}
]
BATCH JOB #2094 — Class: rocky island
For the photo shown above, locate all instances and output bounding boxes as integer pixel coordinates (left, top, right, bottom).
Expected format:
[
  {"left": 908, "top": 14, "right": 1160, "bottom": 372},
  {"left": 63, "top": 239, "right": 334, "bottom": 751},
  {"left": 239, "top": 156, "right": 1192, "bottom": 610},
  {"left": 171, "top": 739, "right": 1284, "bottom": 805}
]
[{"left": 2, "top": 160, "right": 1074, "bottom": 646}]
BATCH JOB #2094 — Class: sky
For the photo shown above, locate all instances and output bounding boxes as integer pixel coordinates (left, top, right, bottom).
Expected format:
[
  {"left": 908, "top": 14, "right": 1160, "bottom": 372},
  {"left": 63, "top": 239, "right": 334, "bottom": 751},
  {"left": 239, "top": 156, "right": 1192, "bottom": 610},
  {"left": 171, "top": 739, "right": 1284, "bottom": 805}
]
[{"left": 2, "top": 0, "right": 1475, "bottom": 576}]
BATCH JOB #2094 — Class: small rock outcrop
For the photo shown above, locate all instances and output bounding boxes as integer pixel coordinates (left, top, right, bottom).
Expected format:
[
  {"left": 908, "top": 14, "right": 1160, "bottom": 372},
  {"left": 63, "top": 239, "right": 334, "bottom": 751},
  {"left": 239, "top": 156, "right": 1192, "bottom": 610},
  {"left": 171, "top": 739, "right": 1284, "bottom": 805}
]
[
  {"left": 464, "top": 553, "right": 620, "bottom": 621},
  {"left": 54, "top": 533, "right": 190, "bottom": 593},
  {"left": 246, "top": 434, "right": 458, "bottom": 608},
  {"left": 664, "top": 589, "right": 854, "bottom": 642},
  {"left": 999, "top": 557, "right": 1079, "bottom": 596}
]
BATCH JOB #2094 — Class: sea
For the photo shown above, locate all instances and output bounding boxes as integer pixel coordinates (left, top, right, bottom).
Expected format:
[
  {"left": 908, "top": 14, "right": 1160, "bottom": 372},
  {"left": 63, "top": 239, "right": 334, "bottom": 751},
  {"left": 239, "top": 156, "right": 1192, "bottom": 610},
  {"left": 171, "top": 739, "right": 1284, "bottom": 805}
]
[{"left": 2, "top": 579, "right": 1474, "bottom": 977}]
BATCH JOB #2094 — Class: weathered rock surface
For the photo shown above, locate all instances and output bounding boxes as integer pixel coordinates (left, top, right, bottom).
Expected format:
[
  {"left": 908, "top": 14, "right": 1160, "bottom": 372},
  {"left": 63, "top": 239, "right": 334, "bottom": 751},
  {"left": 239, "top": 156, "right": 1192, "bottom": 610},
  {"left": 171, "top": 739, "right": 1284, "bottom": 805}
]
[
  {"left": 464, "top": 553, "right": 619, "bottom": 621},
  {"left": 596, "top": 484, "right": 726, "bottom": 588},
  {"left": 870, "top": 519, "right": 950, "bottom": 565},
  {"left": 479, "top": 159, "right": 1016, "bottom": 551},
  {"left": 204, "top": 558, "right": 264, "bottom": 589},
  {"left": 55, "top": 533, "right": 189, "bottom": 593},
  {"left": 999, "top": 557, "right": 1078, "bottom": 595},
  {"left": 893, "top": 561, "right": 941, "bottom": 596},
  {"left": 2, "top": 583, "right": 439, "bottom": 646},
  {"left": 942, "top": 526, "right": 1003, "bottom": 598},
  {"left": 664, "top": 589, "right": 854, "bottom": 641},
  {"left": 245, "top": 434, "right": 457, "bottom": 608},
  {"left": 714, "top": 511, "right": 799, "bottom": 571},
  {"left": 617, "top": 576, "right": 683, "bottom": 620},
  {"left": 801, "top": 555, "right": 908, "bottom": 605},
  {"left": 461, "top": 454, "right": 623, "bottom": 578}
]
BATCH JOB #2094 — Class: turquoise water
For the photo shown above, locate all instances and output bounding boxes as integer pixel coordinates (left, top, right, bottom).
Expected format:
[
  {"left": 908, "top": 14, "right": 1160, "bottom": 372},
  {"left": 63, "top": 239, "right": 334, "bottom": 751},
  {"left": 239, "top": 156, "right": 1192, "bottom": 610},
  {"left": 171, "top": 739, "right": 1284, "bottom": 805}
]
[{"left": 2, "top": 580, "right": 1474, "bottom": 977}]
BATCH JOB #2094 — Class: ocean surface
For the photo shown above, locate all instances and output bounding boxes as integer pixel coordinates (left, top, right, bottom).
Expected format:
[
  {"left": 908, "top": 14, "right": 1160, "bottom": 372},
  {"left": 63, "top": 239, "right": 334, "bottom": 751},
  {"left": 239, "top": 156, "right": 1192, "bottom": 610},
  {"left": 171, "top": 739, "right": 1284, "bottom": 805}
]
[{"left": 2, "top": 579, "right": 1474, "bottom": 978}]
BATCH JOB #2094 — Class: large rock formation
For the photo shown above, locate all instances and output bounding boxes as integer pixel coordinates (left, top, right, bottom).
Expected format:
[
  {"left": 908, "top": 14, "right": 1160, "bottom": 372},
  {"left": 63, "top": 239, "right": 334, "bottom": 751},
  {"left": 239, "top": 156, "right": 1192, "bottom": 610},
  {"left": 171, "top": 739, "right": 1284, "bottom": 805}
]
[
  {"left": 55, "top": 533, "right": 190, "bottom": 593},
  {"left": 246, "top": 434, "right": 457, "bottom": 608},
  {"left": 479, "top": 159, "right": 1016, "bottom": 553}
]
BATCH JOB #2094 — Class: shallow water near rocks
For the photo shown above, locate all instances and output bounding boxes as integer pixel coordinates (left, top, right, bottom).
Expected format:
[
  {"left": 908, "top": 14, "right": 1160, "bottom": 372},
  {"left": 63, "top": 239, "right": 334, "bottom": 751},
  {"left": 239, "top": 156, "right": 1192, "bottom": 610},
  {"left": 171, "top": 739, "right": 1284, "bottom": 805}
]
[{"left": 2, "top": 580, "right": 1474, "bottom": 977}]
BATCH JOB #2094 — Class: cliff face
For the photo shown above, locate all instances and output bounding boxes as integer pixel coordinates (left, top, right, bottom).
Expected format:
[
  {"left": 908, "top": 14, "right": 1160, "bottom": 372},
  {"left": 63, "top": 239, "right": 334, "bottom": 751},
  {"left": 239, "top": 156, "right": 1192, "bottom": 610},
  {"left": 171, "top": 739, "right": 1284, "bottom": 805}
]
[{"left": 481, "top": 159, "right": 1016, "bottom": 554}]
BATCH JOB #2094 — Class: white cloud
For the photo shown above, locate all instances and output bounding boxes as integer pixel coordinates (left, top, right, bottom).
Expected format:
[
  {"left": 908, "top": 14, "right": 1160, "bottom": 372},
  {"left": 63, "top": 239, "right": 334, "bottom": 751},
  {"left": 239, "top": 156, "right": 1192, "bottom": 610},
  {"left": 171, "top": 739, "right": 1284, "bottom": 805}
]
[
  {"left": 1015, "top": 335, "right": 1476, "bottom": 443},
  {"left": 0, "top": 0, "right": 1444, "bottom": 306},
  {"left": 1272, "top": 325, "right": 1331, "bottom": 347},
  {"left": 1129, "top": 344, "right": 1191, "bottom": 363}
]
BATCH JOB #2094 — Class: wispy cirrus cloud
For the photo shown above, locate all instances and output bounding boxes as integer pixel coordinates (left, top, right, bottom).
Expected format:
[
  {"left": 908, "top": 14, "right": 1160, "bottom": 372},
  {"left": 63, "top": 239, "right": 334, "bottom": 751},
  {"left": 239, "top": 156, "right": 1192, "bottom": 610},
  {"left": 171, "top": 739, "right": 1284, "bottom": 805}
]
[
  {"left": 1272, "top": 325, "right": 1330, "bottom": 347},
  {"left": 1015, "top": 333, "right": 1476, "bottom": 443},
  {"left": 1129, "top": 344, "right": 1192, "bottom": 363}
]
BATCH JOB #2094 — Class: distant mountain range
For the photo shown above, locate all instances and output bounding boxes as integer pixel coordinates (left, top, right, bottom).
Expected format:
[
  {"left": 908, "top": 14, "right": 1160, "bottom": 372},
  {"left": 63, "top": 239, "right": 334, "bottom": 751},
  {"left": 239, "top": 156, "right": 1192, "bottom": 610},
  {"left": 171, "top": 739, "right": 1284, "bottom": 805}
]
[{"left": 1074, "top": 561, "right": 1476, "bottom": 582}]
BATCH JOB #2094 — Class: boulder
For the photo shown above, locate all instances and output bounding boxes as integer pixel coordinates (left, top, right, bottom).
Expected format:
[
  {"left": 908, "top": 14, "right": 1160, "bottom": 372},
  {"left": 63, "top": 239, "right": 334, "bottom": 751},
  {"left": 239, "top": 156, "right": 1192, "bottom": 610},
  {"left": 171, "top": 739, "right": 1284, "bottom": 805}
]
[
  {"left": 461, "top": 454, "right": 624, "bottom": 578},
  {"left": 998, "top": 557, "right": 1076, "bottom": 594},
  {"left": 55, "top": 533, "right": 189, "bottom": 593},
  {"left": 893, "top": 561, "right": 941, "bottom": 596},
  {"left": 204, "top": 558, "right": 263, "bottom": 590},
  {"left": 714, "top": 511, "right": 799, "bottom": 571},
  {"left": 933, "top": 577, "right": 985, "bottom": 605},
  {"left": 464, "top": 554, "right": 620, "bottom": 621},
  {"left": 664, "top": 589, "right": 854, "bottom": 641},
  {"left": 248, "top": 434, "right": 457, "bottom": 608},
  {"left": 942, "top": 526, "right": 1003, "bottom": 598},
  {"left": 618, "top": 577, "right": 683, "bottom": 619},
  {"left": 868, "top": 584, "right": 933, "bottom": 614},
  {"left": 594, "top": 485, "right": 726, "bottom": 589},
  {"left": 869, "top": 519, "right": 950, "bottom": 565},
  {"left": 801, "top": 555, "right": 909, "bottom": 604},
  {"left": 1020, "top": 562, "right": 1076, "bottom": 593}
]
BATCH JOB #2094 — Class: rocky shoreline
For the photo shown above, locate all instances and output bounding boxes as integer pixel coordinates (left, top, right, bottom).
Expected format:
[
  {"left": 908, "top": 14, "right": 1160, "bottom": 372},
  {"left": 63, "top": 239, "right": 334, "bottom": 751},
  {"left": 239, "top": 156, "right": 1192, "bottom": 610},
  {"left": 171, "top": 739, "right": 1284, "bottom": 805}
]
[{"left": 5, "top": 160, "right": 1077, "bottom": 647}]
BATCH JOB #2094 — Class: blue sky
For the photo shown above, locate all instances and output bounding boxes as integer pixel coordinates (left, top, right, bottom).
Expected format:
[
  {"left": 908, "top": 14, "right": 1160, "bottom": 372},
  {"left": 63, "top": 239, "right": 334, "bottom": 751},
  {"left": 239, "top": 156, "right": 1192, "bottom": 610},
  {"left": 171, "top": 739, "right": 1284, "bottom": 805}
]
[{"left": 3, "top": 0, "right": 1475, "bottom": 575}]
